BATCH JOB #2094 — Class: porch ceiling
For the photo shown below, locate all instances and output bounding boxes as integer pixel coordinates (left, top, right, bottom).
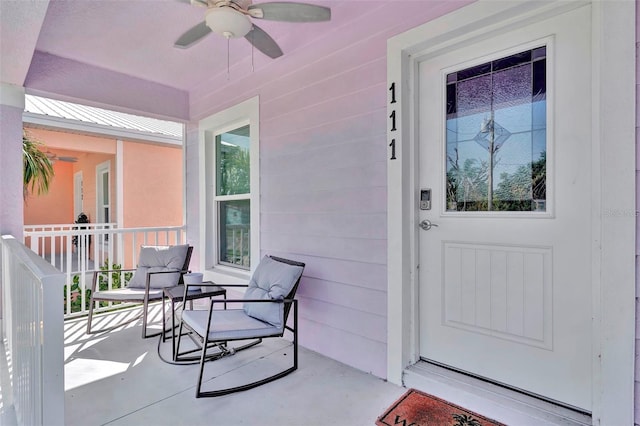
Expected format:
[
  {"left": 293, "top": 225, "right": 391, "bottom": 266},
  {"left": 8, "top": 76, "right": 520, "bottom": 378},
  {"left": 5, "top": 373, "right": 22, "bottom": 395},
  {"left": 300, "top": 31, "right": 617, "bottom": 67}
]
[{"left": 1, "top": 0, "right": 381, "bottom": 97}]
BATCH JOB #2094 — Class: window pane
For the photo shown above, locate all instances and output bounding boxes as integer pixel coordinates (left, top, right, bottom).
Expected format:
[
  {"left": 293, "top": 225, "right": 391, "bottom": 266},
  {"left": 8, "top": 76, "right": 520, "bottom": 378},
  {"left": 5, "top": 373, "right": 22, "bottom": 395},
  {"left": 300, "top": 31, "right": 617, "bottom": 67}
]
[
  {"left": 445, "top": 47, "right": 547, "bottom": 212},
  {"left": 218, "top": 199, "right": 250, "bottom": 268},
  {"left": 216, "top": 125, "right": 250, "bottom": 196},
  {"left": 102, "top": 172, "right": 109, "bottom": 204}
]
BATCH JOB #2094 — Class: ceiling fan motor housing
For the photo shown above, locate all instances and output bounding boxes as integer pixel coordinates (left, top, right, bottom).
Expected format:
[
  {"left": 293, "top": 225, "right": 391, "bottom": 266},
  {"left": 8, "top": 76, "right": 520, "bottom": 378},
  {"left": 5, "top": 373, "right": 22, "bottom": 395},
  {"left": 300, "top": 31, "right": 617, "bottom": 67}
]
[{"left": 205, "top": 7, "right": 252, "bottom": 38}]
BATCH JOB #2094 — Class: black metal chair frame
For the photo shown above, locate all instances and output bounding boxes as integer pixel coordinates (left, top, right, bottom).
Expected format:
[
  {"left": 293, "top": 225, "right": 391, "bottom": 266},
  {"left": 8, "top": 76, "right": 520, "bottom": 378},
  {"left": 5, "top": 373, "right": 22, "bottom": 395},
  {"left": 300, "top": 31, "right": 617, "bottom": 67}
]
[
  {"left": 87, "top": 246, "right": 193, "bottom": 339},
  {"left": 175, "top": 255, "right": 304, "bottom": 398}
]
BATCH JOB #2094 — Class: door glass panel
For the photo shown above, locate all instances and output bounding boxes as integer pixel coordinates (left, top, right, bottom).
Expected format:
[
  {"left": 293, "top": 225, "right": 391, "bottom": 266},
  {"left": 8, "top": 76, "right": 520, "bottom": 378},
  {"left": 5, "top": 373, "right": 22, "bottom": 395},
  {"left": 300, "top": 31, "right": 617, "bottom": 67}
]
[
  {"left": 445, "top": 47, "right": 546, "bottom": 212},
  {"left": 102, "top": 172, "right": 109, "bottom": 205}
]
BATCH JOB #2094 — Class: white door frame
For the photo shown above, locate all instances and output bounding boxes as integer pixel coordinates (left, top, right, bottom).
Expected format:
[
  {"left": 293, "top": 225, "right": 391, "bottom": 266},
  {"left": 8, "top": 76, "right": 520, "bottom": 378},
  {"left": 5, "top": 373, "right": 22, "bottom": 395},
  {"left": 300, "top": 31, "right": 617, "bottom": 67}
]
[
  {"left": 386, "top": 1, "right": 635, "bottom": 424},
  {"left": 96, "top": 160, "right": 111, "bottom": 224},
  {"left": 73, "top": 171, "right": 83, "bottom": 219}
]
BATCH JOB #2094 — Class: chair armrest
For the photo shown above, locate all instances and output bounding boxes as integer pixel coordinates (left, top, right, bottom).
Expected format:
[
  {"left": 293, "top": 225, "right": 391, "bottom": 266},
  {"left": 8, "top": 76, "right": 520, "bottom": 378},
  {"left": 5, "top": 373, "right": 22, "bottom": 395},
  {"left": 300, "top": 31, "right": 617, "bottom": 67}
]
[
  {"left": 147, "top": 269, "right": 184, "bottom": 275},
  {"left": 180, "top": 282, "right": 248, "bottom": 299},
  {"left": 145, "top": 269, "right": 188, "bottom": 292},
  {"left": 208, "top": 298, "right": 295, "bottom": 305},
  {"left": 94, "top": 268, "right": 137, "bottom": 274},
  {"left": 181, "top": 297, "right": 294, "bottom": 311},
  {"left": 215, "top": 284, "right": 249, "bottom": 289}
]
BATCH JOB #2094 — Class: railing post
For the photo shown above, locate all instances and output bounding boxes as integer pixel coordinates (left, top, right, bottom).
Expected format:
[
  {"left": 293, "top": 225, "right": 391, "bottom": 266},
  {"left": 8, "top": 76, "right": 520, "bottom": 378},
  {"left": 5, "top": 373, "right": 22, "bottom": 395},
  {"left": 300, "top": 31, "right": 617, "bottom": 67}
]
[{"left": 1, "top": 235, "right": 65, "bottom": 426}]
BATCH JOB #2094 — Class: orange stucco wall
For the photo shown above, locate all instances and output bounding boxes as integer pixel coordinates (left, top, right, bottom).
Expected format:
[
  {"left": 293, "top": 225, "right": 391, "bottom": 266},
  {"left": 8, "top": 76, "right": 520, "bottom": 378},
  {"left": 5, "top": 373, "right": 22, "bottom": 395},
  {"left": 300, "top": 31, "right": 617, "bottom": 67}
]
[
  {"left": 23, "top": 127, "right": 183, "bottom": 263},
  {"left": 122, "top": 142, "right": 182, "bottom": 228},
  {"left": 23, "top": 128, "right": 117, "bottom": 255},
  {"left": 24, "top": 156, "right": 75, "bottom": 225},
  {"left": 24, "top": 127, "right": 117, "bottom": 225},
  {"left": 120, "top": 141, "right": 183, "bottom": 268}
]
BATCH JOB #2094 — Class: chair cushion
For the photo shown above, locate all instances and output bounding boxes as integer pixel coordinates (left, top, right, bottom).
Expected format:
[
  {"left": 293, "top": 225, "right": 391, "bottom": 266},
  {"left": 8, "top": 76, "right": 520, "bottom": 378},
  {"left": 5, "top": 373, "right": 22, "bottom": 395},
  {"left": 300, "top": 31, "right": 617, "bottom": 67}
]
[
  {"left": 128, "top": 245, "right": 189, "bottom": 288},
  {"left": 182, "top": 309, "right": 282, "bottom": 341},
  {"left": 243, "top": 256, "right": 304, "bottom": 328},
  {"left": 92, "top": 287, "right": 164, "bottom": 301}
]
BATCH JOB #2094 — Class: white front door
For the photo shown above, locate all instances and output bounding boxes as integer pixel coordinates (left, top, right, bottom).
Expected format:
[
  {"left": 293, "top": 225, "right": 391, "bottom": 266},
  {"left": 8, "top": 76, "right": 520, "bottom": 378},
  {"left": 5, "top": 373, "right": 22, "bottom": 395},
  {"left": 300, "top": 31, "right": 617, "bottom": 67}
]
[{"left": 418, "top": 5, "right": 592, "bottom": 411}]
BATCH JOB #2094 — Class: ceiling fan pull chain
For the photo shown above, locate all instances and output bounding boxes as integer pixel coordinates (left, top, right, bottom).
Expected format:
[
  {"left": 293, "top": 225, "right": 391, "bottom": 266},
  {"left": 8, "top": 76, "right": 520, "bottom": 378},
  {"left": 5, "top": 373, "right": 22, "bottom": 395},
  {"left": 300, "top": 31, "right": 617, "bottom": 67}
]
[{"left": 250, "top": 26, "right": 255, "bottom": 72}]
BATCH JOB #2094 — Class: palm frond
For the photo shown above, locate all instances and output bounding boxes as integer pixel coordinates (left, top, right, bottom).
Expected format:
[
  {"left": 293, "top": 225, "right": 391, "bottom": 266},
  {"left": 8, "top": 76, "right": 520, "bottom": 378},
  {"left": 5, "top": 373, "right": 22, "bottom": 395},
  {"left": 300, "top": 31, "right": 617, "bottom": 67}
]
[{"left": 23, "top": 130, "right": 54, "bottom": 198}]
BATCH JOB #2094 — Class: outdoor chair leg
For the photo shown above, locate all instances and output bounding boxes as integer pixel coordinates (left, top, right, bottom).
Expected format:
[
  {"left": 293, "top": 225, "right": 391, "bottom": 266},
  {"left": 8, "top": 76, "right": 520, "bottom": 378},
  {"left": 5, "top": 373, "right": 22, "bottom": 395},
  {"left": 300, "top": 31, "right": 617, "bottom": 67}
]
[
  {"left": 86, "top": 301, "right": 95, "bottom": 334},
  {"left": 195, "top": 301, "right": 298, "bottom": 398}
]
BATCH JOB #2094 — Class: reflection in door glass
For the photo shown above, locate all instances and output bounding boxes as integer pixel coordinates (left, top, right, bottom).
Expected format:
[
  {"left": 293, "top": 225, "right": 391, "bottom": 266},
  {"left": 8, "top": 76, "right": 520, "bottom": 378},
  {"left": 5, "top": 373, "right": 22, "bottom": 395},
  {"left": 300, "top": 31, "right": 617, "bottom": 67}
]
[{"left": 445, "top": 47, "right": 546, "bottom": 212}]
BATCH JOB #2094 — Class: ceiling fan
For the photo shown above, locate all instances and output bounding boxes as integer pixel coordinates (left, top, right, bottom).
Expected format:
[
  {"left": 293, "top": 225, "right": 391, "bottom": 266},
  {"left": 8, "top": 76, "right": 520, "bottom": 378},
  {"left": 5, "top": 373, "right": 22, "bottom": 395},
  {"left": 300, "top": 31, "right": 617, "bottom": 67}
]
[
  {"left": 46, "top": 151, "right": 78, "bottom": 163},
  {"left": 174, "top": 0, "right": 331, "bottom": 59}
]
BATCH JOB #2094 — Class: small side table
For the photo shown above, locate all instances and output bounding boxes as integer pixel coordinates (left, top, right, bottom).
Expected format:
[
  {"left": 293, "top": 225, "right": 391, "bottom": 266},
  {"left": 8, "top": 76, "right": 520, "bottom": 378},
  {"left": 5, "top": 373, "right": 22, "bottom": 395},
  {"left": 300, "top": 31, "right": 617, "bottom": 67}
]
[{"left": 163, "top": 282, "right": 226, "bottom": 361}]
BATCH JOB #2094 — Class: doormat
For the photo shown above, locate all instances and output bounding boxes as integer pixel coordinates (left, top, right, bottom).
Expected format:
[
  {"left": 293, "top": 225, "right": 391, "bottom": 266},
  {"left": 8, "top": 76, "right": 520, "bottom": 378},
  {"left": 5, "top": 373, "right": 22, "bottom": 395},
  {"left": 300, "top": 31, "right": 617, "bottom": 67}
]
[{"left": 376, "top": 389, "right": 505, "bottom": 426}]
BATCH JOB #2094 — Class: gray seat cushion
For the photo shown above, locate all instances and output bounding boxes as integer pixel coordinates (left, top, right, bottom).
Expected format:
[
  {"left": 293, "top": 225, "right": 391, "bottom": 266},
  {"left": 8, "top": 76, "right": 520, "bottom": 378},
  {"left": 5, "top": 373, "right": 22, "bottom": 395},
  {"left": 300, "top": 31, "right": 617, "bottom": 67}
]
[
  {"left": 128, "top": 245, "right": 189, "bottom": 289},
  {"left": 243, "top": 256, "right": 304, "bottom": 328},
  {"left": 92, "top": 287, "right": 164, "bottom": 301},
  {"left": 182, "top": 309, "right": 282, "bottom": 341}
]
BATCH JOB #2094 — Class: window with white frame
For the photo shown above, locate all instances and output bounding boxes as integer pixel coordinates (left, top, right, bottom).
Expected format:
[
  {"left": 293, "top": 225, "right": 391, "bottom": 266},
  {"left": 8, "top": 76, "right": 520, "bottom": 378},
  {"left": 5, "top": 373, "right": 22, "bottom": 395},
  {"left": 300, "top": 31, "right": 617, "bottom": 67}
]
[
  {"left": 216, "top": 125, "right": 250, "bottom": 268},
  {"left": 200, "top": 97, "right": 259, "bottom": 274},
  {"left": 96, "top": 161, "right": 111, "bottom": 224}
]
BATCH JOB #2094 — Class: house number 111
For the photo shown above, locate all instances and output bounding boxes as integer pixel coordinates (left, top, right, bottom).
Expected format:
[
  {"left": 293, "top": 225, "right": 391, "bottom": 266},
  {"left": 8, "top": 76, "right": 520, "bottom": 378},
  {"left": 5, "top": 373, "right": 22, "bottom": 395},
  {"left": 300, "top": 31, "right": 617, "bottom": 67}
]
[{"left": 389, "top": 82, "right": 397, "bottom": 160}]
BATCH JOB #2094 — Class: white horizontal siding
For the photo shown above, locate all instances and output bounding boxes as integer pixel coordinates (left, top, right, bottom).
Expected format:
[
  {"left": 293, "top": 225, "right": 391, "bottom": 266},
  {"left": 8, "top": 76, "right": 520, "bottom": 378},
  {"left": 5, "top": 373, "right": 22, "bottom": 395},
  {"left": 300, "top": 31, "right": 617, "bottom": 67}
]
[
  {"left": 187, "top": 1, "right": 471, "bottom": 380},
  {"left": 261, "top": 212, "right": 386, "bottom": 240},
  {"left": 300, "top": 317, "right": 388, "bottom": 378},
  {"left": 258, "top": 41, "right": 389, "bottom": 368},
  {"left": 298, "top": 276, "right": 387, "bottom": 316}
]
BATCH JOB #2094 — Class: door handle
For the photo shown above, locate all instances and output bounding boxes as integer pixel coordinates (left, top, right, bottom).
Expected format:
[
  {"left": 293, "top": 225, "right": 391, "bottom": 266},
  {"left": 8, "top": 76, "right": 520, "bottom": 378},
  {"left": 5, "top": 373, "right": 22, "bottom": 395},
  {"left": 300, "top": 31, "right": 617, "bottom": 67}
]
[{"left": 419, "top": 220, "right": 438, "bottom": 231}]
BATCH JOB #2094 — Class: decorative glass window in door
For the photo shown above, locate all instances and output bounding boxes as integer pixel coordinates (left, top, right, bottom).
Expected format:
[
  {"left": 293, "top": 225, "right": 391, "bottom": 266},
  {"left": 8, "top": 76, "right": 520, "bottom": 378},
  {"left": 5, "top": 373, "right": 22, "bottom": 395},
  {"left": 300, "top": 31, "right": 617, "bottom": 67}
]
[{"left": 445, "top": 47, "right": 546, "bottom": 212}]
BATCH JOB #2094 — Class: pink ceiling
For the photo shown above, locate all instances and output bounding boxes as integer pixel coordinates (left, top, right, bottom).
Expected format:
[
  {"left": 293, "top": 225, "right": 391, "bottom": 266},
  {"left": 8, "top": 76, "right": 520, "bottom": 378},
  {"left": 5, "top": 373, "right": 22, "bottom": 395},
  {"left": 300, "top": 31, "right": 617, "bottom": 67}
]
[
  {"left": 1, "top": 0, "right": 470, "bottom": 120},
  {"left": 22, "top": 0, "right": 367, "bottom": 93}
]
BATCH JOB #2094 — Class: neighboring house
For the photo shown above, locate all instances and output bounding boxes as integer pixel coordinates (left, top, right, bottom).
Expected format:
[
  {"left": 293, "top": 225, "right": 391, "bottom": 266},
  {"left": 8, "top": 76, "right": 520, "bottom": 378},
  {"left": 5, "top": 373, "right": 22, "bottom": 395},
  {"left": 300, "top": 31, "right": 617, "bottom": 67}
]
[
  {"left": 0, "top": 1, "right": 637, "bottom": 424},
  {"left": 22, "top": 95, "right": 184, "bottom": 263}
]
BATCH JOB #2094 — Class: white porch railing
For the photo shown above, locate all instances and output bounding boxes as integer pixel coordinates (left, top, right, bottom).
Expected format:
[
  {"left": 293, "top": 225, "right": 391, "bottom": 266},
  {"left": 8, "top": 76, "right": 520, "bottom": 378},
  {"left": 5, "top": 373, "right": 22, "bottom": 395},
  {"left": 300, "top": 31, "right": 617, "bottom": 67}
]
[
  {"left": 1, "top": 234, "right": 65, "bottom": 426},
  {"left": 23, "top": 224, "right": 186, "bottom": 318}
]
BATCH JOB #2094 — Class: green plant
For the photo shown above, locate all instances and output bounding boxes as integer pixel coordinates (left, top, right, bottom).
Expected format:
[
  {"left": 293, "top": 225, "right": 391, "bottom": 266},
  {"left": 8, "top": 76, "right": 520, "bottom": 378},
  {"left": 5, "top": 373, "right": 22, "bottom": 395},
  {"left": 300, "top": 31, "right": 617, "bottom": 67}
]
[
  {"left": 94, "top": 260, "right": 133, "bottom": 308},
  {"left": 23, "top": 130, "right": 54, "bottom": 199},
  {"left": 63, "top": 274, "right": 84, "bottom": 314},
  {"left": 63, "top": 260, "right": 133, "bottom": 314}
]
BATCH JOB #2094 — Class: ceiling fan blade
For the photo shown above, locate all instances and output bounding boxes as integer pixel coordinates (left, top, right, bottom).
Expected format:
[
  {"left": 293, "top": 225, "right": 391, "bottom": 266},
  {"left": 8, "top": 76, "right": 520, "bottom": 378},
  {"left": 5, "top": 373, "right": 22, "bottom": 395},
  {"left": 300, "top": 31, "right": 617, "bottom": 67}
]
[
  {"left": 245, "top": 24, "right": 283, "bottom": 59},
  {"left": 248, "top": 2, "right": 331, "bottom": 22},
  {"left": 175, "top": 0, "right": 208, "bottom": 5},
  {"left": 174, "top": 21, "right": 212, "bottom": 49},
  {"left": 58, "top": 156, "right": 78, "bottom": 163}
]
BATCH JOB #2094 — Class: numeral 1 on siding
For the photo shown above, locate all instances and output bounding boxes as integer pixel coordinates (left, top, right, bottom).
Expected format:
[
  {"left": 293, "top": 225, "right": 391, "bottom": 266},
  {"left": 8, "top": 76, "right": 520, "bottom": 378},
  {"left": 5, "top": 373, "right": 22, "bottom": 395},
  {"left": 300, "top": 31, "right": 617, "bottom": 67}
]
[{"left": 389, "top": 81, "right": 397, "bottom": 160}]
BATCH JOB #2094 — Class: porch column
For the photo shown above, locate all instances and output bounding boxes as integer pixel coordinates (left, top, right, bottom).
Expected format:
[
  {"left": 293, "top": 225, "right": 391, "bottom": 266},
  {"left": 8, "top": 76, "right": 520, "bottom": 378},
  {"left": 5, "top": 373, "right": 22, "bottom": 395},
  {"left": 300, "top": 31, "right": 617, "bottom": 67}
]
[
  {"left": 0, "top": 83, "right": 25, "bottom": 240},
  {"left": 0, "top": 83, "right": 25, "bottom": 319}
]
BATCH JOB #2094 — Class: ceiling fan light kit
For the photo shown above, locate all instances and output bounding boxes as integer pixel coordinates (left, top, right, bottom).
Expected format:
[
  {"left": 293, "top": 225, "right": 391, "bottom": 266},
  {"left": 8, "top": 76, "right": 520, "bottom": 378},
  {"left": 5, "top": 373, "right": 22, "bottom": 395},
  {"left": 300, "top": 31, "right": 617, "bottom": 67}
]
[{"left": 205, "top": 7, "right": 252, "bottom": 38}]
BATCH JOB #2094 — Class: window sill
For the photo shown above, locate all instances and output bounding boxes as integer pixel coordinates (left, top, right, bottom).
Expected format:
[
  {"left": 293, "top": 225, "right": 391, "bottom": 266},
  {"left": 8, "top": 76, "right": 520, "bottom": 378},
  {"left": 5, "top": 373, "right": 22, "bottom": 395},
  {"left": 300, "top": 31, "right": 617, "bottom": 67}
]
[{"left": 203, "top": 265, "right": 251, "bottom": 286}]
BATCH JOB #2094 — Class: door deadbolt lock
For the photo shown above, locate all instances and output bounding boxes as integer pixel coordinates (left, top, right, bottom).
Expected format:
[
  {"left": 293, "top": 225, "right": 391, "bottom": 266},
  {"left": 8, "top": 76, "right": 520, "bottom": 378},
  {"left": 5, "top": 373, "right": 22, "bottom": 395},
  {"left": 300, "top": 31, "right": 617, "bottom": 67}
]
[{"left": 420, "top": 188, "right": 431, "bottom": 210}]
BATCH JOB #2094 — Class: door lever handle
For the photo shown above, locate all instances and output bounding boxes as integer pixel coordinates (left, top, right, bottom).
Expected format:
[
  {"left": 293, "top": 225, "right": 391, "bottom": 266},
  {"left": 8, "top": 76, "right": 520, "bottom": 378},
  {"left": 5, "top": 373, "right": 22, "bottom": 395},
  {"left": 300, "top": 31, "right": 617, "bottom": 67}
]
[{"left": 419, "top": 220, "right": 438, "bottom": 231}]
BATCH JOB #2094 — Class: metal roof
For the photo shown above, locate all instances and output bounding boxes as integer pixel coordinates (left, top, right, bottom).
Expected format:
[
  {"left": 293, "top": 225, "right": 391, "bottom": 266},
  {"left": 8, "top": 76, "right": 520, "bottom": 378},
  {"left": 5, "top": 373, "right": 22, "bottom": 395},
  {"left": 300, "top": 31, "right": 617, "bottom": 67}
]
[{"left": 24, "top": 95, "right": 183, "bottom": 144}]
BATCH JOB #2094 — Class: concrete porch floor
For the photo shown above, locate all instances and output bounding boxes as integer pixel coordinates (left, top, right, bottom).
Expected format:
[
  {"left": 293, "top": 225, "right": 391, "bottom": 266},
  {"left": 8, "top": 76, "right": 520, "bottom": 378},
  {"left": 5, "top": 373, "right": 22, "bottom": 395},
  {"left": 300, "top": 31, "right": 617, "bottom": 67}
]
[
  {"left": 59, "top": 306, "right": 405, "bottom": 426},
  {"left": 1, "top": 304, "right": 593, "bottom": 426}
]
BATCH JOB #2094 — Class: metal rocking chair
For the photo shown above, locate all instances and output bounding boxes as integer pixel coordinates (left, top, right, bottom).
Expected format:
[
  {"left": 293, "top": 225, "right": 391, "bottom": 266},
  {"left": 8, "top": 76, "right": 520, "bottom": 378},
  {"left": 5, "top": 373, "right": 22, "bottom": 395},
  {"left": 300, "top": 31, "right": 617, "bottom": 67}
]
[
  {"left": 176, "top": 255, "right": 305, "bottom": 397},
  {"left": 87, "top": 245, "right": 193, "bottom": 338}
]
